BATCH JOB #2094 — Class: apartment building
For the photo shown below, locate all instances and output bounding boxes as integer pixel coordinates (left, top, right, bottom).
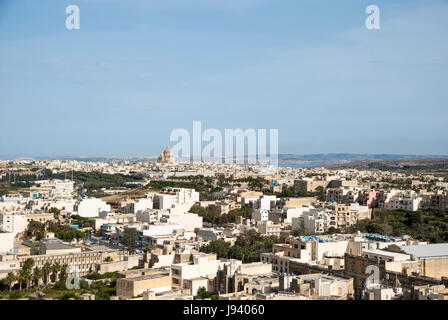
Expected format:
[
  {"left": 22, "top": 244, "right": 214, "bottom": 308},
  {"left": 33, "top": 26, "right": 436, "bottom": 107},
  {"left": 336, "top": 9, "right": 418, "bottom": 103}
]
[
  {"left": 28, "top": 179, "right": 74, "bottom": 200},
  {"left": 116, "top": 268, "right": 172, "bottom": 299},
  {"left": 257, "top": 221, "right": 281, "bottom": 237},
  {"left": 0, "top": 213, "right": 27, "bottom": 234},
  {"left": 282, "top": 273, "right": 354, "bottom": 299},
  {"left": 239, "top": 191, "right": 264, "bottom": 208},
  {"left": 378, "top": 190, "right": 422, "bottom": 212},
  {"left": 0, "top": 231, "right": 15, "bottom": 254},
  {"left": 154, "top": 188, "right": 199, "bottom": 211},
  {"left": 132, "top": 198, "right": 154, "bottom": 214},
  {"left": 136, "top": 209, "right": 160, "bottom": 224},
  {"left": 171, "top": 253, "right": 223, "bottom": 291},
  {"left": 252, "top": 209, "right": 269, "bottom": 222},
  {"left": 294, "top": 179, "right": 329, "bottom": 193},
  {"left": 424, "top": 193, "right": 448, "bottom": 211},
  {"left": 327, "top": 187, "right": 361, "bottom": 204},
  {"left": 256, "top": 195, "right": 278, "bottom": 211},
  {"left": 25, "top": 212, "right": 55, "bottom": 224}
]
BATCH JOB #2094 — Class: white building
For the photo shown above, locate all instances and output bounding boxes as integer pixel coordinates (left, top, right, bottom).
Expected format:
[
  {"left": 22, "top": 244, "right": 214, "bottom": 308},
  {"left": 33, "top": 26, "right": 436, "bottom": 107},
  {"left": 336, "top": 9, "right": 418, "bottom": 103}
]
[
  {"left": 258, "top": 221, "right": 281, "bottom": 237},
  {"left": 156, "top": 188, "right": 200, "bottom": 211},
  {"left": 141, "top": 223, "right": 184, "bottom": 237},
  {"left": 136, "top": 209, "right": 160, "bottom": 224},
  {"left": 163, "top": 213, "right": 203, "bottom": 232},
  {"left": 133, "top": 198, "right": 153, "bottom": 214},
  {"left": 283, "top": 207, "right": 311, "bottom": 224},
  {"left": 392, "top": 196, "right": 422, "bottom": 212},
  {"left": 171, "top": 253, "right": 224, "bottom": 291},
  {"left": 252, "top": 209, "right": 269, "bottom": 222},
  {"left": 0, "top": 213, "right": 27, "bottom": 234},
  {"left": 0, "top": 231, "right": 15, "bottom": 253},
  {"left": 75, "top": 198, "right": 111, "bottom": 218},
  {"left": 256, "top": 195, "right": 278, "bottom": 211}
]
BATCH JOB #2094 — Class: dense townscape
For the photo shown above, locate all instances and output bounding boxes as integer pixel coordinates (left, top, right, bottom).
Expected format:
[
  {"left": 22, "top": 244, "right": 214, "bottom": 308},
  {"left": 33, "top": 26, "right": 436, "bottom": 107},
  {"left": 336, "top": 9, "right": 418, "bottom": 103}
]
[{"left": 0, "top": 147, "right": 447, "bottom": 300}]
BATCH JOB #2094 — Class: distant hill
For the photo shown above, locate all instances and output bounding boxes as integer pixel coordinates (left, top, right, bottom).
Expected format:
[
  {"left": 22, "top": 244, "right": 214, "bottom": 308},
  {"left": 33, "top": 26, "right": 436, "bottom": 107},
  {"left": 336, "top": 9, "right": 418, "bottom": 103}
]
[
  {"left": 278, "top": 154, "right": 448, "bottom": 168},
  {"left": 320, "top": 158, "right": 448, "bottom": 172}
]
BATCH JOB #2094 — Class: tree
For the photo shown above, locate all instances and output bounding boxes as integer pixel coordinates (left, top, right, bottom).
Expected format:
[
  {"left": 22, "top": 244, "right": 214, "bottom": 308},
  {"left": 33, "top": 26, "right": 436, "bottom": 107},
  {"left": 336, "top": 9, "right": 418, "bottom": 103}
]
[
  {"left": 49, "top": 207, "right": 61, "bottom": 218},
  {"left": 122, "top": 227, "right": 137, "bottom": 251},
  {"left": 42, "top": 262, "right": 52, "bottom": 286},
  {"left": 28, "top": 221, "right": 44, "bottom": 237},
  {"left": 51, "top": 262, "right": 61, "bottom": 283},
  {"left": 194, "top": 287, "right": 214, "bottom": 300},
  {"left": 22, "top": 258, "right": 35, "bottom": 271},
  {"left": 17, "top": 270, "right": 27, "bottom": 291},
  {"left": 6, "top": 272, "right": 16, "bottom": 292},
  {"left": 19, "top": 258, "right": 35, "bottom": 289},
  {"left": 32, "top": 268, "right": 43, "bottom": 288},
  {"left": 59, "top": 264, "right": 69, "bottom": 281},
  {"left": 365, "top": 222, "right": 385, "bottom": 234},
  {"left": 24, "top": 269, "right": 33, "bottom": 289}
]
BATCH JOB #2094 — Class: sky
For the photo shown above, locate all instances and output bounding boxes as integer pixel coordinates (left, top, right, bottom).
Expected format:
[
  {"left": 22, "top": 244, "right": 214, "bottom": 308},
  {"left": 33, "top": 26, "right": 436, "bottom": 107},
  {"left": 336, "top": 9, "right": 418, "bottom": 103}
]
[{"left": 0, "top": 0, "right": 447, "bottom": 158}]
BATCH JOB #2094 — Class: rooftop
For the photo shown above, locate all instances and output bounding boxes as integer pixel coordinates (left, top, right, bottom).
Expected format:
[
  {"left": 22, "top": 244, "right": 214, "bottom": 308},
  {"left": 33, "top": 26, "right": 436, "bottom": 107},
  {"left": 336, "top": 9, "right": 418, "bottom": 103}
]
[
  {"left": 363, "top": 249, "right": 410, "bottom": 259},
  {"left": 401, "top": 243, "right": 448, "bottom": 258}
]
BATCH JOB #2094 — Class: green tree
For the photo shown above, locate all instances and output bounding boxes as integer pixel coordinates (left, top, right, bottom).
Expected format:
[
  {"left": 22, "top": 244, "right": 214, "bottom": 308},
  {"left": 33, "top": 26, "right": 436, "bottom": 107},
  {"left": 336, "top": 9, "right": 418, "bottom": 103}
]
[
  {"left": 17, "top": 269, "right": 28, "bottom": 291},
  {"left": 51, "top": 262, "right": 61, "bottom": 283},
  {"left": 194, "top": 287, "right": 215, "bottom": 300},
  {"left": 32, "top": 267, "right": 43, "bottom": 288},
  {"left": 42, "top": 262, "right": 52, "bottom": 286},
  {"left": 6, "top": 272, "right": 16, "bottom": 292},
  {"left": 22, "top": 258, "right": 35, "bottom": 271},
  {"left": 59, "top": 263, "right": 69, "bottom": 281},
  {"left": 28, "top": 221, "right": 44, "bottom": 237},
  {"left": 122, "top": 227, "right": 138, "bottom": 251}
]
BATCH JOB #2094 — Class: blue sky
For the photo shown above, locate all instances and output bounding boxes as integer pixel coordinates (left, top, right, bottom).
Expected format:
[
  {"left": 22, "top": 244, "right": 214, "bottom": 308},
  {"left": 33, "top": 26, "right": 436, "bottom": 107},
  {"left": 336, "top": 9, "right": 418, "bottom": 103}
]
[{"left": 0, "top": 0, "right": 447, "bottom": 157}]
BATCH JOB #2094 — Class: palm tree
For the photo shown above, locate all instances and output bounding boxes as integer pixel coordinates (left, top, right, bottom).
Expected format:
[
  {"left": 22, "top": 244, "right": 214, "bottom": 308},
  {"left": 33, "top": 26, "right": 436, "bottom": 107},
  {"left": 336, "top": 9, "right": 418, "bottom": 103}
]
[
  {"left": 59, "top": 264, "right": 69, "bottom": 281},
  {"left": 6, "top": 272, "right": 16, "bottom": 292},
  {"left": 51, "top": 262, "right": 61, "bottom": 283},
  {"left": 24, "top": 269, "right": 32, "bottom": 290},
  {"left": 42, "top": 262, "right": 52, "bottom": 286},
  {"left": 32, "top": 267, "right": 43, "bottom": 288},
  {"left": 17, "top": 269, "right": 27, "bottom": 291},
  {"left": 22, "top": 258, "right": 35, "bottom": 271}
]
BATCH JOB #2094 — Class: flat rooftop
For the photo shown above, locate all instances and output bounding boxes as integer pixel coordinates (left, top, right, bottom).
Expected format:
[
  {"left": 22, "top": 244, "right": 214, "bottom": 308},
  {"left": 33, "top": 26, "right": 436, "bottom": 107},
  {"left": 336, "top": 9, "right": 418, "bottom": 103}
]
[
  {"left": 401, "top": 243, "right": 448, "bottom": 258},
  {"left": 120, "top": 272, "right": 171, "bottom": 282},
  {"left": 363, "top": 249, "right": 410, "bottom": 259}
]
